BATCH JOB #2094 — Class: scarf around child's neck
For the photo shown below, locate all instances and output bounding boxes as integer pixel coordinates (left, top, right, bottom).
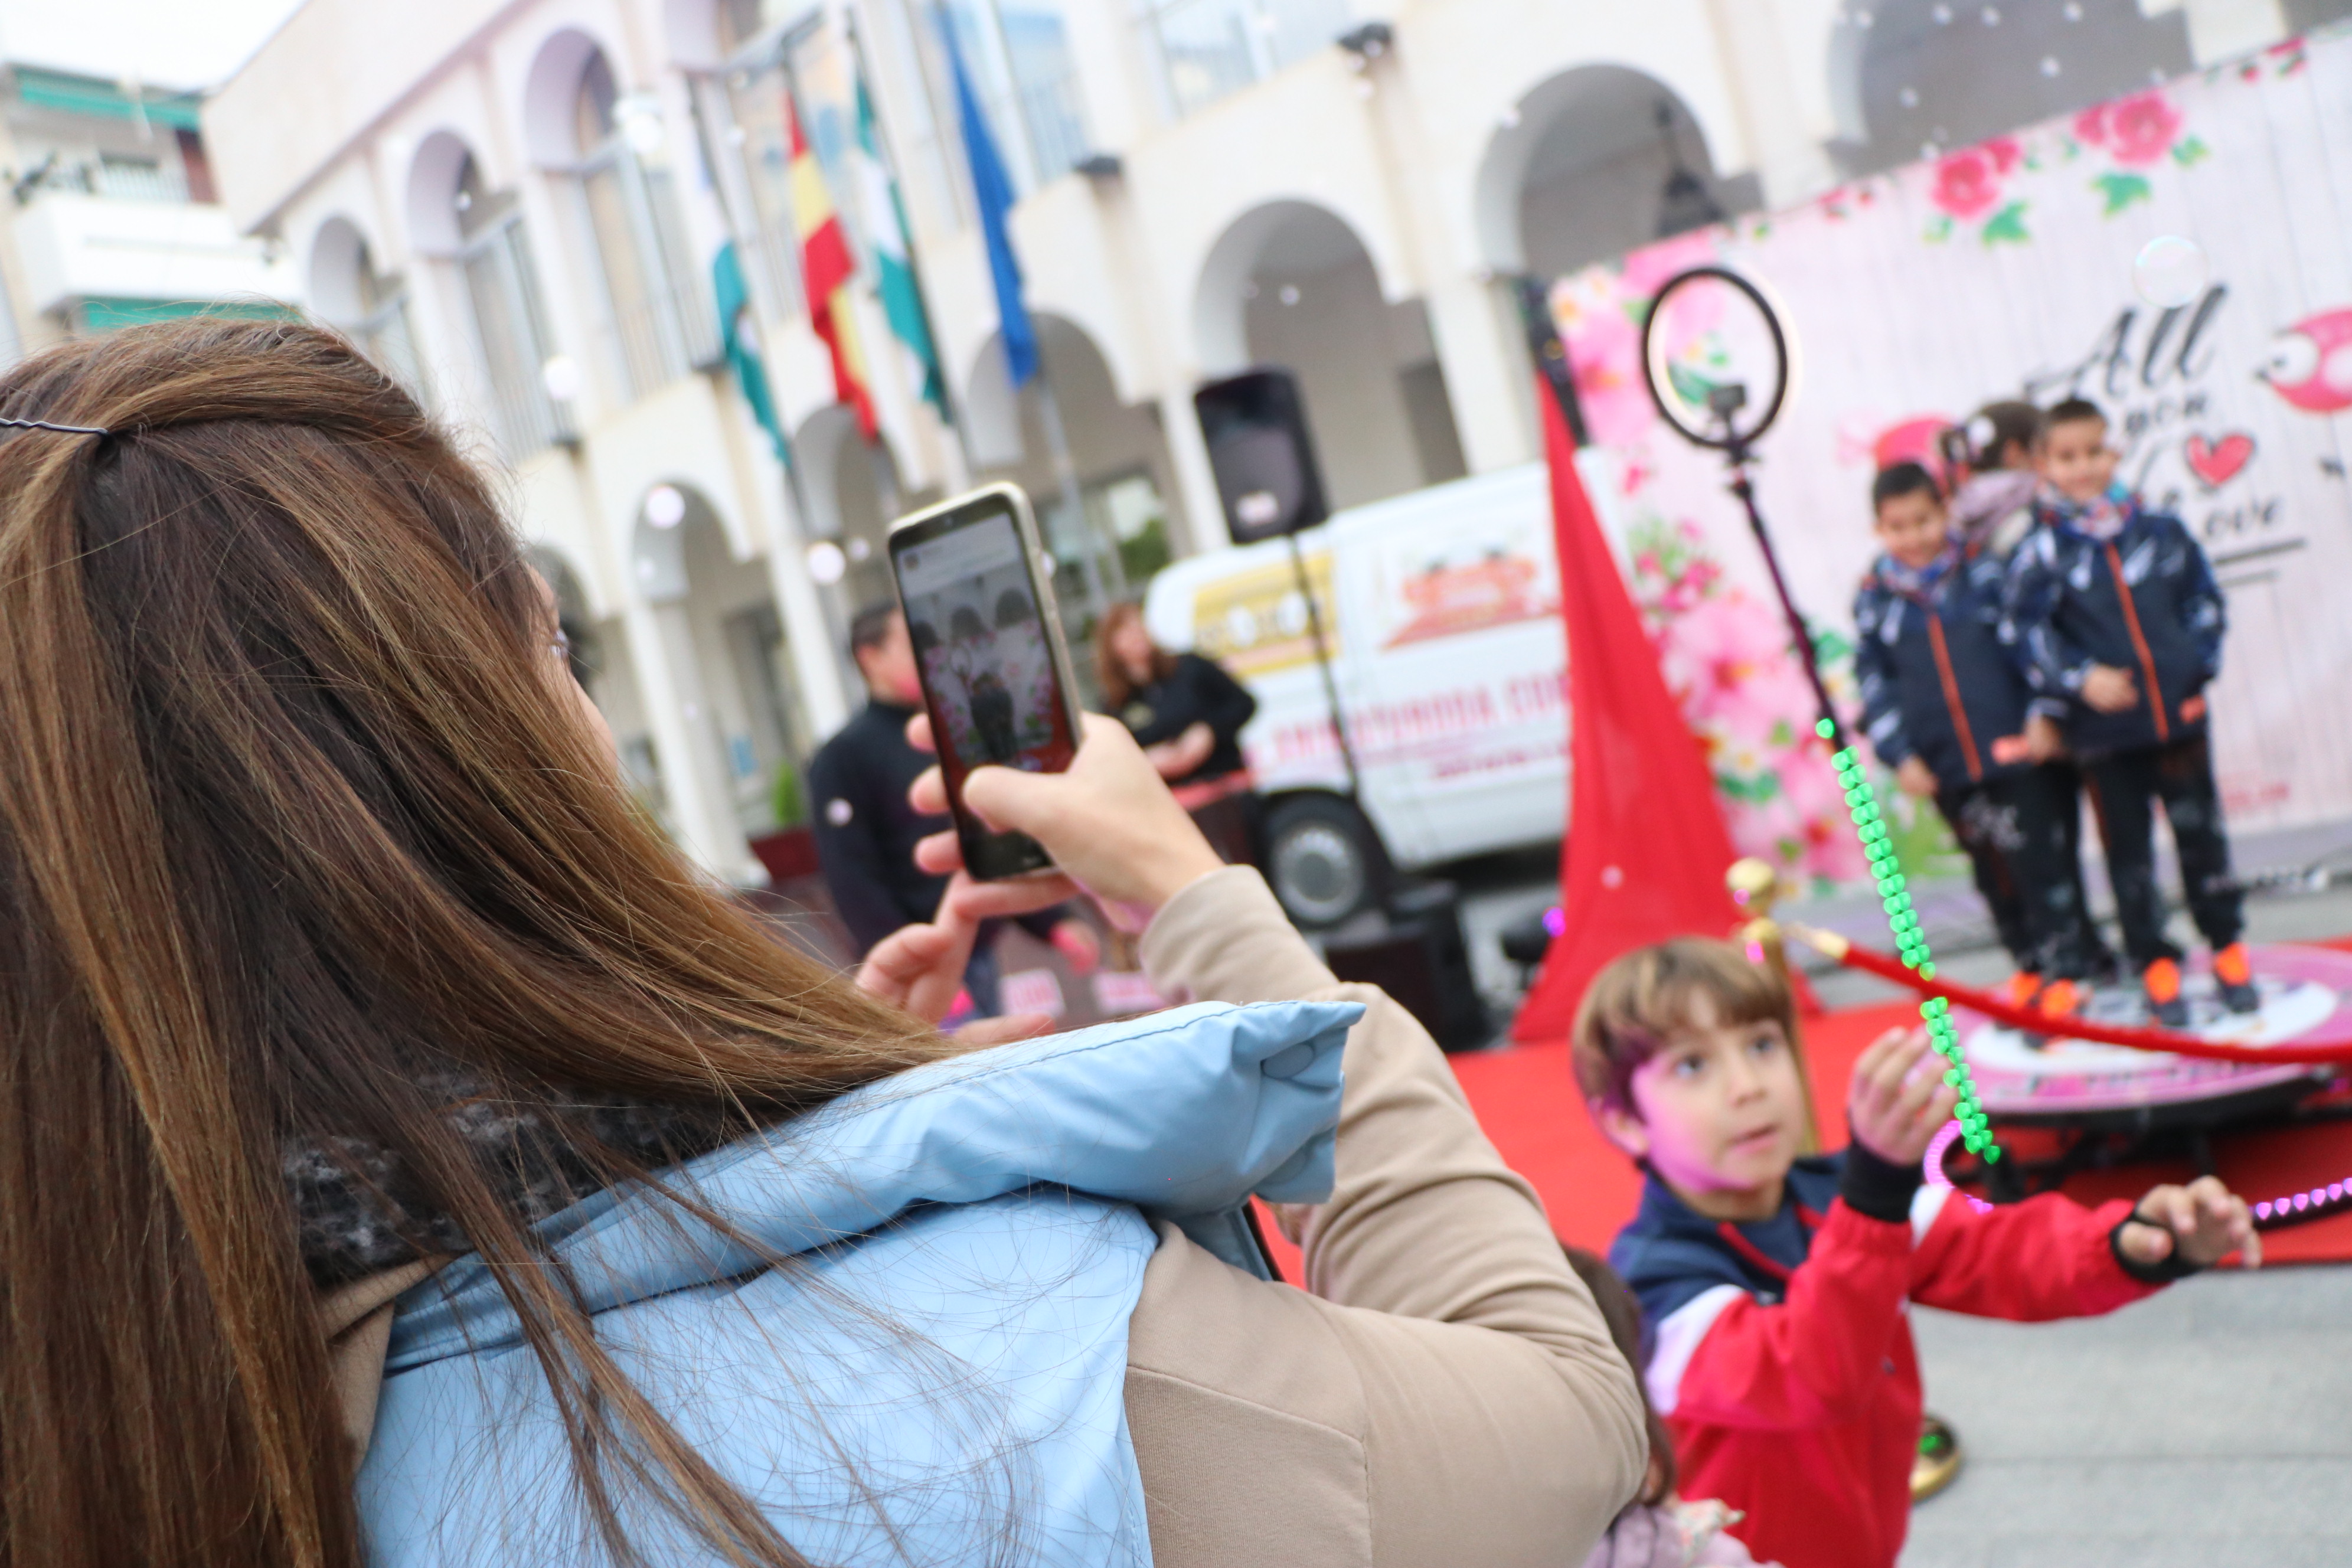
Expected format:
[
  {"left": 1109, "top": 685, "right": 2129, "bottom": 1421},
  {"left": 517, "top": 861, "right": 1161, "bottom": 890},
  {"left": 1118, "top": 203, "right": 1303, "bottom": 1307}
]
[
  {"left": 2037, "top": 481, "right": 2135, "bottom": 541},
  {"left": 1877, "top": 539, "right": 1960, "bottom": 599}
]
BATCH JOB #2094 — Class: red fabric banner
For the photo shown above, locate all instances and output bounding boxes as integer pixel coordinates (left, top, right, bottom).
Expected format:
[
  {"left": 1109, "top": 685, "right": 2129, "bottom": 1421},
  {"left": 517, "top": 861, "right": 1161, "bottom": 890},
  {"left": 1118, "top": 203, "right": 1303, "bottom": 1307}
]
[{"left": 1511, "top": 380, "right": 1741, "bottom": 1043}]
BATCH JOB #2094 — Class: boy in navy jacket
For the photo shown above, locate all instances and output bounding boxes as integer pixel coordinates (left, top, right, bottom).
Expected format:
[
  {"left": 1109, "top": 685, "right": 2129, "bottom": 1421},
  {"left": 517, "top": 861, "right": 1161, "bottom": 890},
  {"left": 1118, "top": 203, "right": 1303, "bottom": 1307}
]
[
  {"left": 1853, "top": 462, "right": 2099, "bottom": 1015},
  {"left": 2003, "top": 398, "right": 2252, "bottom": 1025},
  {"left": 1576, "top": 938, "right": 2258, "bottom": 1568}
]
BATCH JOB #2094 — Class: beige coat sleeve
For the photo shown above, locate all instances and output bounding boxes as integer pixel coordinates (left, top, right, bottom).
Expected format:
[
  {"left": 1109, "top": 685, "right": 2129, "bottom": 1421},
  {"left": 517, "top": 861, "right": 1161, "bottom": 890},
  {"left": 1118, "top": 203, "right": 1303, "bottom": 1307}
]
[{"left": 1125, "top": 866, "right": 1647, "bottom": 1568}]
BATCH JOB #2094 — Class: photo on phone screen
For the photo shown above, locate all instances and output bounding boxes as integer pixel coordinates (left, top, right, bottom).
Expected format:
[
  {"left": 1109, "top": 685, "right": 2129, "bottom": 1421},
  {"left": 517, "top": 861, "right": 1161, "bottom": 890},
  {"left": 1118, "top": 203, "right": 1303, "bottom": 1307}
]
[{"left": 890, "top": 488, "right": 1080, "bottom": 878}]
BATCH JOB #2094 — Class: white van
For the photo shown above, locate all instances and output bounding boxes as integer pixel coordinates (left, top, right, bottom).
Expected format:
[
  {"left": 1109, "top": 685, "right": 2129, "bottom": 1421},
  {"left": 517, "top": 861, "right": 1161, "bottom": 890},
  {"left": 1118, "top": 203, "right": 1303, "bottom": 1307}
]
[{"left": 1143, "top": 462, "right": 1569, "bottom": 926}]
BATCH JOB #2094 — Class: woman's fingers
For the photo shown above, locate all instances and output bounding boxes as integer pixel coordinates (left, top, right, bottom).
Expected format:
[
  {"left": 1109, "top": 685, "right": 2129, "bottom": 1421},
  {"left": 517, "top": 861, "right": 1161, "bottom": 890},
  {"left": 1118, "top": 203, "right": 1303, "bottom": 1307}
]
[
  {"left": 904, "top": 711, "right": 936, "bottom": 754},
  {"left": 943, "top": 870, "right": 1082, "bottom": 923},
  {"left": 909, "top": 764, "right": 949, "bottom": 818},
  {"left": 855, "top": 921, "right": 959, "bottom": 1005}
]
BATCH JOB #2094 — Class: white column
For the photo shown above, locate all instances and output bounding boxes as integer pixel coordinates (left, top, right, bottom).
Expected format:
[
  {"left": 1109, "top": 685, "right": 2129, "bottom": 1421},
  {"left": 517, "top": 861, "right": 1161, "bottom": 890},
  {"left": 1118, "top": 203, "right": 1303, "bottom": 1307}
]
[
  {"left": 762, "top": 499, "right": 853, "bottom": 741},
  {"left": 620, "top": 597, "right": 756, "bottom": 881},
  {"left": 1709, "top": 0, "right": 1841, "bottom": 209},
  {"left": 1422, "top": 273, "right": 1537, "bottom": 474},
  {"left": 1157, "top": 380, "right": 1228, "bottom": 556}
]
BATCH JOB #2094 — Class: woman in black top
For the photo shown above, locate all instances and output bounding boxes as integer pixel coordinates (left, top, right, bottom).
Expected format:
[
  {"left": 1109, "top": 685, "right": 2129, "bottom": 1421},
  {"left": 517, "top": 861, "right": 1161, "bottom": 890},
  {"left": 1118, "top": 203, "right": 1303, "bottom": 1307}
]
[{"left": 1097, "top": 602, "right": 1259, "bottom": 861}]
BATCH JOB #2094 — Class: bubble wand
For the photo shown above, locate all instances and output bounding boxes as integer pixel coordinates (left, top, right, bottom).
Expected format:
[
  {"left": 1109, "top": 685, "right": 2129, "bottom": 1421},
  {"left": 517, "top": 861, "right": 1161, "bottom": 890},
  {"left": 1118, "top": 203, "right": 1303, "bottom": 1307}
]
[{"left": 1635, "top": 266, "right": 1998, "bottom": 1165}]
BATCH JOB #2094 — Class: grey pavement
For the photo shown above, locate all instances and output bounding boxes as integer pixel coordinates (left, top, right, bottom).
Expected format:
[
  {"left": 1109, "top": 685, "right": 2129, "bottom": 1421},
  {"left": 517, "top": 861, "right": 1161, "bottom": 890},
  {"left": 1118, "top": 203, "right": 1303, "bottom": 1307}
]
[{"left": 1901, "top": 1265, "right": 2352, "bottom": 1567}]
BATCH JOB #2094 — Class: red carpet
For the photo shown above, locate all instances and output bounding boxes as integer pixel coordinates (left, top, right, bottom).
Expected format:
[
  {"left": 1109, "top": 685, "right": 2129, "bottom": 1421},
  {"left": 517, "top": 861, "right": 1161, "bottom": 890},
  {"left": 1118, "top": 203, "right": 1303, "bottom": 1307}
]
[{"left": 1258, "top": 942, "right": 2352, "bottom": 1282}]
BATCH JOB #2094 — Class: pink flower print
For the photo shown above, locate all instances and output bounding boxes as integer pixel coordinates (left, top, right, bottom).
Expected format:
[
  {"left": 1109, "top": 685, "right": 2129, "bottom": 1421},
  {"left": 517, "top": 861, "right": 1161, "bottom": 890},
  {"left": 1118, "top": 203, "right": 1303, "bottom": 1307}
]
[
  {"left": 1929, "top": 146, "right": 2007, "bottom": 221},
  {"left": 1620, "top": 230, "right": 1721, "bottom": 302},
  {"left": 2103, "top": 91, "right": 2182, "bottom": 166},
  {"left": 2072, "top": 89, "right": 2183, "bottom": 168}
]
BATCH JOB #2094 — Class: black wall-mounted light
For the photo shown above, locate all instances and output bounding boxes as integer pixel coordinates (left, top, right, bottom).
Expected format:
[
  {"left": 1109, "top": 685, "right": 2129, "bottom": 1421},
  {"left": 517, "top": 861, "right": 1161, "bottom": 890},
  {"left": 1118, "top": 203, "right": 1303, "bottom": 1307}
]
[{"left": 1337, "top": 21, "right": 1394, "bottom": 60}]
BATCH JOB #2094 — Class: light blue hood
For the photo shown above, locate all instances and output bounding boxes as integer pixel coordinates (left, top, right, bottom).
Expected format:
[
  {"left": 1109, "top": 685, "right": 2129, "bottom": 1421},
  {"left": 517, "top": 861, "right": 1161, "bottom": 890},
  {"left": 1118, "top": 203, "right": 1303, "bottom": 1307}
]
[{"left": 357, "top": 998, "right": 1360, "bottom": 1567}]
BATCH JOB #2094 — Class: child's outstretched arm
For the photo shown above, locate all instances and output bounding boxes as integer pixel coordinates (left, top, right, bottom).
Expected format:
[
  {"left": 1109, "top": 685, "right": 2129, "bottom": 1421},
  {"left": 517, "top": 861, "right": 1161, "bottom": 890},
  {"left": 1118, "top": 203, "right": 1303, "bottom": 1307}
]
[
  {"left": 1910, "top": 1170, "right": 2256, "bottom": 1321},
  {"left": 1649, "top": 1031, "right": 1957, "bottom": 1432}
]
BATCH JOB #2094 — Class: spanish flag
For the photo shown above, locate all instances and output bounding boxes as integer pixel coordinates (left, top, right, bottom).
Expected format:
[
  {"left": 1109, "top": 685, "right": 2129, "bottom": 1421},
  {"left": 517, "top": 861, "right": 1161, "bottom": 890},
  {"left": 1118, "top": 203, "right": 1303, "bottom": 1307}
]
[{"left": 786, "top": 91, "right": 877, "bottom": 442}]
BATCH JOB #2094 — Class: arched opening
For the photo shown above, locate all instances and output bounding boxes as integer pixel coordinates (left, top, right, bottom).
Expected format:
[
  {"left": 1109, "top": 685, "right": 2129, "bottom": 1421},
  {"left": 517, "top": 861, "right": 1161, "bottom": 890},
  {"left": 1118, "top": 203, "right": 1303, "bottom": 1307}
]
[
  {"left": 525, "top": 29, "right": 713, "bottom": 403},
  {"left": 795, "top": 404, "right": 924, "bottom": 622},
  {"left": 629, "top": 482, "right": 815, "bottom": 850},
  {"left": 1828, "top": 0, "right": 2199, "bottom": 177},
  {"left": 1475, "top": 67, "right": 1758, "bottom": 280},
  {"left": 1195, "top": 200, "right": 1467, "bottom": 515},
  {"left": 308, "top": 215, "right": 424, "bottom": 391},
  {"left": 405, "top": 130, "right": 569, "bottom": 456},
  {"left": 963, "top": 313, "right": 1179, "bottom": 649}
]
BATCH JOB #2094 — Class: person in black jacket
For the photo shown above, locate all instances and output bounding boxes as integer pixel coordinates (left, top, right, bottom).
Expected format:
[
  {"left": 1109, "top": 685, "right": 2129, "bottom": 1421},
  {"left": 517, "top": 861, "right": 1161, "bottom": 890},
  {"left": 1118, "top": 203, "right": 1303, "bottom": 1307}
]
[
  {"left": 1854, "top": 463, "right": 2101, "bottom": 1015},
  {"left": 806, "top": 603, "right": 1095, "bottom": 1014},
  {"left": 2003, "top": 398, "right": 2252, "bottom": 1026},
  {"left": 1096, "top": 602, "right": 1260, "bottom": 865}
]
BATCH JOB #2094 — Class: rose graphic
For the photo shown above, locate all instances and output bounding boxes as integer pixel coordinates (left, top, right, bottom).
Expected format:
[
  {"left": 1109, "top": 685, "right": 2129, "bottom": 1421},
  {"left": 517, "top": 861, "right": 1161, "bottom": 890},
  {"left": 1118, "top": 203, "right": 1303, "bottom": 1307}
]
[
  {"left": 2079, "top": 90, "right": 2181, "bottom": 166},
  {"left": 1929, "top": 146, "right": 2007, "bottom": 221}
]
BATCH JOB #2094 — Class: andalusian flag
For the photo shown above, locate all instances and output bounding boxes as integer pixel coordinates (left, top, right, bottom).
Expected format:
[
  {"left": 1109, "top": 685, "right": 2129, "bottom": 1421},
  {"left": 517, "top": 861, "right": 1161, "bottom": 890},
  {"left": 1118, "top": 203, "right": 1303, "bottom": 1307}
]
[
  {"left": 787, "top": 90, "right": 877, "bottom": 441},
  {"left": 851, "top": 73, "right": 945, "bottom": 417}
]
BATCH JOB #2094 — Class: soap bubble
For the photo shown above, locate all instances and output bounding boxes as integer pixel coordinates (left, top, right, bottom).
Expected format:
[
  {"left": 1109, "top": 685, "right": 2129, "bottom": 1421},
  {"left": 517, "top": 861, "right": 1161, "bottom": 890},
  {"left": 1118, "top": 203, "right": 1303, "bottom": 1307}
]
[{"left": 2132, "top": 236, "right": 2209, "bottom": 310}]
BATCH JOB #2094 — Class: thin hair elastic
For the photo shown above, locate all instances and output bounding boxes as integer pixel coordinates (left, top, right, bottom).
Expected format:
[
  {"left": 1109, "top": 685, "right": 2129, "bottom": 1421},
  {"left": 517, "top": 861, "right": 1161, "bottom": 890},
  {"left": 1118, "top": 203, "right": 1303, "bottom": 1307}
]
[{"left": 0, "top": 414, "right": 112, "bottom": 437}]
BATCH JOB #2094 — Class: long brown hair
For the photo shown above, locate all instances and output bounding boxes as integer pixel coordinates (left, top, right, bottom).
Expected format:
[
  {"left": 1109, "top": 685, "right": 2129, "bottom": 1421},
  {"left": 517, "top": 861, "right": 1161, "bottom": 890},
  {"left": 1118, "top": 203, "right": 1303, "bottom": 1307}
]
[
  {"left": 1093, "top": 600, "right": 1175, "bottom": 713},
  {"left": 0, "top": 320, "right": 956, "bottom": 1568}
]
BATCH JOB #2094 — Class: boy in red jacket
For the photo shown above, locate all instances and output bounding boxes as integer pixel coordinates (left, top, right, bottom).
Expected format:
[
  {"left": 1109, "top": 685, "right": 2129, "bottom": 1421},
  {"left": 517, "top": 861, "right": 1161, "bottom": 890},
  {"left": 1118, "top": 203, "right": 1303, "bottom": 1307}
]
[{"left": 1575, "top": 938, "right": 2258, "bottom": 1568}]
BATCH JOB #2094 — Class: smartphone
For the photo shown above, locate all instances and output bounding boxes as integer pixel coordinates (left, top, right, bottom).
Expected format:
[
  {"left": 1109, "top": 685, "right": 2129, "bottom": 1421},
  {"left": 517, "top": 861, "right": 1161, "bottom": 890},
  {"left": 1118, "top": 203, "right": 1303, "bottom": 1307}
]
[{"left": 887, "top": 483, "right": 1086, "bottom": 880}]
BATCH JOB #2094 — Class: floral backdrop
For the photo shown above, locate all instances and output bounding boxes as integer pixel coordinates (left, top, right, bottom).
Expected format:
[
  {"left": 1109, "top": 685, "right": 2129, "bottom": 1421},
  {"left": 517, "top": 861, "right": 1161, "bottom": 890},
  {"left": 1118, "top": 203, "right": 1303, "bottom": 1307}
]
[{"left": 1551, "top": 25, "right": 2352, "bottom": 890}]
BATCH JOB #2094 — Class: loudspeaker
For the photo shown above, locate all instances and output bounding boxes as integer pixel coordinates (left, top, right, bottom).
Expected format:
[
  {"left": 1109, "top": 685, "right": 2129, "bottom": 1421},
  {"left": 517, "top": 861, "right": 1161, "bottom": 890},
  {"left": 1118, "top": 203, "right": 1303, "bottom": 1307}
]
[
  {"left": 1194, "top": 368, "right": 1329, "bottom": 545},
  {"left": 1322, "top": 881, "right": 1491, "bottom": 1052}
]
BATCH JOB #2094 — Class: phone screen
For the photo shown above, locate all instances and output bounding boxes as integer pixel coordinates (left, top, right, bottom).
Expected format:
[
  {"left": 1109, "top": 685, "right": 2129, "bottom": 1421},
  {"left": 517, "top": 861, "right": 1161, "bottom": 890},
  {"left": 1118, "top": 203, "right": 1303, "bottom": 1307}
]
[{"left": 891, "top": 494, "right": 1078, "bottom": 878}]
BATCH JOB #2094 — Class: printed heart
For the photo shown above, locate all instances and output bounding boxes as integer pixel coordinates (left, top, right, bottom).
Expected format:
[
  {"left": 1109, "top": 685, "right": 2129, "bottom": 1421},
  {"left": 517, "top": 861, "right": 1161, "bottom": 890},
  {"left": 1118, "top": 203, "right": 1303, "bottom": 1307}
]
[{"left": 2184, "top": 431, "right": 2255, "bottom": 489}]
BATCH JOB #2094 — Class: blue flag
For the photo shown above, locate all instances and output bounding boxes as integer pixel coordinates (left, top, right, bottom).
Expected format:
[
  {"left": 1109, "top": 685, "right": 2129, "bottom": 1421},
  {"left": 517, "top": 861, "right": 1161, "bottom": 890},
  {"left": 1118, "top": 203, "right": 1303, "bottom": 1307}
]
[{"left": 943, "top": 31, "right": 1035, "bottom": 388}]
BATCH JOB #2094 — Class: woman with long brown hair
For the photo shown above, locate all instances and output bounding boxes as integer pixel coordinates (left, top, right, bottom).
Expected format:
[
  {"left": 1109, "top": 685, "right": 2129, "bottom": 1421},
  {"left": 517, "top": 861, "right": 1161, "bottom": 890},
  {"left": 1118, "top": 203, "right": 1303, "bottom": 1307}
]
[{"left": 0, "top": 319, "right": 1643, "bottom": 1568}]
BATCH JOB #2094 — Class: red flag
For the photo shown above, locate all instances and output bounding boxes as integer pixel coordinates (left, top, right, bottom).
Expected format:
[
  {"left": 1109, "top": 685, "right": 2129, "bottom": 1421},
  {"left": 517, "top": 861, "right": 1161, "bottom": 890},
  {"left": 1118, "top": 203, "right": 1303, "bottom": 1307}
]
[
  {"left": 786, "top": 90, "right": 877, "bottom": 441},
  {"left": 1511, "top": 379, "right": 1741, "bottom": 1043}
]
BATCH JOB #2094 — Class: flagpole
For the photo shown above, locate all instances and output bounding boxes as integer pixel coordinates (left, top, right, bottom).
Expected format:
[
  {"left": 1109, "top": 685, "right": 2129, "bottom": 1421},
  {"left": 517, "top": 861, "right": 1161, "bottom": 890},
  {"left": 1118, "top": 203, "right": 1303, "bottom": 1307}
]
[
  {"left": 845, "top": 12, "right": 973, "bottom": 485},
  {"left": 681, "top": 63, "right": 812, "bottom": 517}
]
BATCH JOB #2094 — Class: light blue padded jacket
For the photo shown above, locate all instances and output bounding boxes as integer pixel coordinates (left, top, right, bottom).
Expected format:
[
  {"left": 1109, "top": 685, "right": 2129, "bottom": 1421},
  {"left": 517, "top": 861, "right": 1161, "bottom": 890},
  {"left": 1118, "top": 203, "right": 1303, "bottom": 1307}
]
[{"left": 355, "top": 997, "right": 1361, "bottom": 1567}]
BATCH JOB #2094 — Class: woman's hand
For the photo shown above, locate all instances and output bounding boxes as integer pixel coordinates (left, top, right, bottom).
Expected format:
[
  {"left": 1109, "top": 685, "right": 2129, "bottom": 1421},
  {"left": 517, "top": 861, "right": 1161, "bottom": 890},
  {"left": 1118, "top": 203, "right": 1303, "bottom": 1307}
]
[
  {"left": 907, "top": 713, "right": 1226, "bottom": 932},
  {"left": 854, "top": 873, "right": 1056, "bottom": 1045}
]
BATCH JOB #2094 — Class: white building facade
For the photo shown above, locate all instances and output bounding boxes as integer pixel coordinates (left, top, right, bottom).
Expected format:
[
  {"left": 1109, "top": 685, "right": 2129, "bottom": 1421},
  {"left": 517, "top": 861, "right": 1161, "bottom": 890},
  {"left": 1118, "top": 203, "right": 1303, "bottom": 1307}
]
[{"left": 201, "top": 0, "right": 2334, "bottom": 883}]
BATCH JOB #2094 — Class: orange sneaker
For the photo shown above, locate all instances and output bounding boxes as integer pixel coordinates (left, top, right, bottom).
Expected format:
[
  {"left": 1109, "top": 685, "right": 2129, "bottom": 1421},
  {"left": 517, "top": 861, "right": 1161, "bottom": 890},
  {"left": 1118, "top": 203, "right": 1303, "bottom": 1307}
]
[
  {"left": 2213, "top": 942, "right": 2259, "bottom": 1014},
  {"left": 2143, "top": 957, "right": 2188, "bottom": 1028},
  {"left": 2036, "top": 978, "right": 2083, "bottom": 1020},
  {"left": 2000, "top": 972, "right": 2045, "bottom": 1010}
]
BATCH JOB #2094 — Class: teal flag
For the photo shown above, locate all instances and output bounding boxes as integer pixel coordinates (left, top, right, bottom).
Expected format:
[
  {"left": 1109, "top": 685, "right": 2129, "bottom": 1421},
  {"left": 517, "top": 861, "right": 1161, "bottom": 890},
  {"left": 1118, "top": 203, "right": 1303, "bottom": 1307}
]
[
  {"left": 713, "top": 241, "right": 791, "bottom": 471},
  {"left": 852, "top": 74, "right": 946, "bottom": 415}
]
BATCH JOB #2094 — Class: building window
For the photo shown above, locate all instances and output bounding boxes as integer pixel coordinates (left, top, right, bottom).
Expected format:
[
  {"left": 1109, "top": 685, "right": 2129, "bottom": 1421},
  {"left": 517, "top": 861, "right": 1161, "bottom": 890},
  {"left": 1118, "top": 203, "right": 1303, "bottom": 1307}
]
[
  {"left": 452, "top": 155, "right": 571, "bottom": 456},
  {"left": 915, "top": 0, "right": 1090, "bottom": 193},
  {"left": 567, "top": 51, "right": 718, "bottom": 401},
  {"left": 1144, "top": 0, "right": 1351, "bottom": 117}
]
